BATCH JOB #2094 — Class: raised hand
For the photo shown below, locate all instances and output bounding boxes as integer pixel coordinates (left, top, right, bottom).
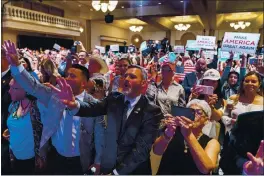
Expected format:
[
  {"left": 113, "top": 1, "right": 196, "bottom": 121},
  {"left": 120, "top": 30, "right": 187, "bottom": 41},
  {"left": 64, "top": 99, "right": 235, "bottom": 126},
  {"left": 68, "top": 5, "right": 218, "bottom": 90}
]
[
  {"left": 2, "top": 40, "right": 20, "bottom": 66},
  {"left": 47, "top": 77, "right": 77, "bottom": 109},
  {"left": 206, "top": 94, "right": 218, "bottom": 107},
  {"left": 191, "top": 85, "right": 203, "bottom": 99},
  {"left": 243, "top": 140, "right": 264, "bottom": 175}
]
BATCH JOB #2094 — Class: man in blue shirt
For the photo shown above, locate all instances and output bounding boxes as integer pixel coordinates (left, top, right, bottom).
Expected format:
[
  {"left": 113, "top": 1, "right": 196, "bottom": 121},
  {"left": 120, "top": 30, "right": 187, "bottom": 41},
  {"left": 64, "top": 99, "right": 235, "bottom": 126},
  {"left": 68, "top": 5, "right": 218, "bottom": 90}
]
[{"left": 3, "top": 40, "right": 105, "bottom": 175}]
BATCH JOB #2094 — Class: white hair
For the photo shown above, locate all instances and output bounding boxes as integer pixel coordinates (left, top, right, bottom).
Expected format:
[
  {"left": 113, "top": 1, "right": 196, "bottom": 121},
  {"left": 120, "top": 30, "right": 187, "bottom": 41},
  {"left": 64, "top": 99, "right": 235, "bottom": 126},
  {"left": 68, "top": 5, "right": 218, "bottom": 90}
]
[{"left": 187, "top": 99, "right": 212, "bottom": 118}]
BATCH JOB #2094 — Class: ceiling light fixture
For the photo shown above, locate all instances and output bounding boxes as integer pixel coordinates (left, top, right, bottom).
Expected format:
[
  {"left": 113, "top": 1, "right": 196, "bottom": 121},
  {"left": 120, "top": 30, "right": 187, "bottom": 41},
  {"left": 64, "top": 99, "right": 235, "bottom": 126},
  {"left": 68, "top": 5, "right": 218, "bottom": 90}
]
[
  {"left": 174, "top": 24, "right": 191, "bottom": 31},
  {"left": 230, "top": 21, "right": 250, "bottom": 30},
  {"left": 92, "top": 0, "right": 118, "bottom": 13},
  {"left": 180, "top": 1, "right": 183, "bottom": 2},
  {"left": 79, "top": 27, "right": 84, "bottom": 33},
  {"left": 129, "top": 26, "right": 143, "bottom": 32},
  {"left": 158, "top": 2, "right": 161, "bottom": 4},
  {"left": 121, "top": 6, "right": 124, "bottom": 8}
]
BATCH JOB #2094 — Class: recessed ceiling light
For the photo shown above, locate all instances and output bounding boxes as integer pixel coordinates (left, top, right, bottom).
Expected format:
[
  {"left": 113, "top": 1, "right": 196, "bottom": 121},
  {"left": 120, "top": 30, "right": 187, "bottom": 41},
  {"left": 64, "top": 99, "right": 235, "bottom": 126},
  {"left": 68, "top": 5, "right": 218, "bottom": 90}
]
[
  {"left": 78, "top": 4, "right": 82, "bottom": 7},
  {"left": 121, "top": 6, "right": 124, "bottom": 8},
  {"left": 139, "top": 4, "right": 142, "bottom": 6},
  {"left": 158, "top": 2, "right": 161, "bottom": 4},
  {"left": 180, "top": 1, "right": 183, "bottom": 2},
  {"left": 90, "top": 9, "right": 93, "bottom": 11}
]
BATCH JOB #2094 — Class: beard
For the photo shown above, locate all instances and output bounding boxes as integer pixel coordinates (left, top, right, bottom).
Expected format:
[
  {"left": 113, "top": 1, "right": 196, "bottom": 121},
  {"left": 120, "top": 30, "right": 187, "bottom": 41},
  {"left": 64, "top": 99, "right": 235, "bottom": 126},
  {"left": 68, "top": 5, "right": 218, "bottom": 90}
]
[{"left": 123, "top": 87, "right": 132, "bottom": 95}]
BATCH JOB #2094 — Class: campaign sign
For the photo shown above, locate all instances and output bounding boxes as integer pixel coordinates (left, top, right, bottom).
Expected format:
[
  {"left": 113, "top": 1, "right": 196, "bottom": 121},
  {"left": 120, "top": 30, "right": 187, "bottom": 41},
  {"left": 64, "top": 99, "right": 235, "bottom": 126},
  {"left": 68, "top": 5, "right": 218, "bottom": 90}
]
[
  {"left": 95, "top": 45, "right": 105, "bottom": 53},
  {"left": 218, "top": 48, "right": 240, "bottom": 62},
  {"left": 203, "top": 50, "right": 215, "bottom": 59},
  {"left": 110, "top": 44, "right": 119, "bottom": 52},
  {"left": 196, "top": 36, "right": 216, "bottom": 49},
  {"left": 221, "top": 32, "right": 260, "bottom": 54},
  {"left": 174, "top": 45, "right": 185, "bottom": 53},
  {"left": 186, "top": 40, "right": 200, "bottom": 51}
]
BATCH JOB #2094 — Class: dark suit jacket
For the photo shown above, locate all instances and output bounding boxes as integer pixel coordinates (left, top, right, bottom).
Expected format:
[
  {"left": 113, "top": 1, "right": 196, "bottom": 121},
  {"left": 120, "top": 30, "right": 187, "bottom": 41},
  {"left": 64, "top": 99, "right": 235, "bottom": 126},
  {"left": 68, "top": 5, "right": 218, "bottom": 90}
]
[
  {"left": 219, "top": 111, "right": 264, "bottom": 174},
  {"left": 182, "top": 72, "right": 197, "bottom": 101},
  {"left": 75, "top": 92, "right": 162, "bottom": 175}
]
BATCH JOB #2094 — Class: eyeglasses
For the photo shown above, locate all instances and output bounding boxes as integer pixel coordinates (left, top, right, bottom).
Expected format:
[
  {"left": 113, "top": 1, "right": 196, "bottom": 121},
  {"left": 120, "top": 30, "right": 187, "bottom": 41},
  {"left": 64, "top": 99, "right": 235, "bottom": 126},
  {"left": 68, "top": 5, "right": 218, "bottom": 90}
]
[{"left": 193, "top": 109, "right": 206, "bottom": 116}]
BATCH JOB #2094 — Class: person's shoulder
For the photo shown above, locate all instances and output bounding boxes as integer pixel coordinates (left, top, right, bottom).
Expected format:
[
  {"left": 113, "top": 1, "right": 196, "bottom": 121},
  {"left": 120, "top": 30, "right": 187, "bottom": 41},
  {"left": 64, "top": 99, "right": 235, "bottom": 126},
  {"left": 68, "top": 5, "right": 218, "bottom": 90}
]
[
  {"left": 229, "top": 94, "right": 239, "bottom": 101},
  {"left": 143, "top": 96, "right": 162, "bottom": 114},
  {"left": 108, "top": 91, "right": 123, "bottom": 99}
]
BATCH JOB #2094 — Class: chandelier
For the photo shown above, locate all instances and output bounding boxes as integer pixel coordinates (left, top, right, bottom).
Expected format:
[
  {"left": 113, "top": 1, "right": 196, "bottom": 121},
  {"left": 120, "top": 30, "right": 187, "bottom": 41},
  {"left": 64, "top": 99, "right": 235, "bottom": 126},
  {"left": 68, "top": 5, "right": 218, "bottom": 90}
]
[
  {"left": 129, "top": 26, "right": 143, "bottom": 32},
  {"left": 230, "top": 21, "right": 251, "bottom": 30},
  {"left": 92, "top": 1, "right": 118, "bottom": 13},
  {"left": 174, "top": 24, "right": 191, "bottom": 31}
]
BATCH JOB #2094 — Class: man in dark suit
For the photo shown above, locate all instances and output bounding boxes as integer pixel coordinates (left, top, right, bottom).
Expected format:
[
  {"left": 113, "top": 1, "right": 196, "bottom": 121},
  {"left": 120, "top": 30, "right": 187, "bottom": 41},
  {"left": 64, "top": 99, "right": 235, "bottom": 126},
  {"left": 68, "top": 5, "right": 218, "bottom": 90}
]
[
  {"left": 1, "top": 49, "right": 12, "bottom": 174},
  {"left": 63, "top": 65, "right": 163, "bottom": 175}
]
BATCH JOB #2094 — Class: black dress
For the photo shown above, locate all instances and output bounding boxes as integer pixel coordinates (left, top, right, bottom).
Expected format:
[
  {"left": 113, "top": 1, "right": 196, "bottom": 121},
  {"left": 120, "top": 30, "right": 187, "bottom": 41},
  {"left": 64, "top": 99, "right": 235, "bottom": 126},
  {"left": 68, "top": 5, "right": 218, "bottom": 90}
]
[{"left": 157, "top": 129, "right": 211, "bottom": 175}]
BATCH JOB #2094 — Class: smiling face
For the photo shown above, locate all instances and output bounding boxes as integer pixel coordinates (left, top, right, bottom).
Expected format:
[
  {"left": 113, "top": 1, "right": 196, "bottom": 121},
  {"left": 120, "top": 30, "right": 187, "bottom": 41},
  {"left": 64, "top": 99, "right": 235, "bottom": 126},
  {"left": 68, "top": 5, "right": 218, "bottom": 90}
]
[{"left": 243, "top": 74, "right": 261, "bottom": 95}]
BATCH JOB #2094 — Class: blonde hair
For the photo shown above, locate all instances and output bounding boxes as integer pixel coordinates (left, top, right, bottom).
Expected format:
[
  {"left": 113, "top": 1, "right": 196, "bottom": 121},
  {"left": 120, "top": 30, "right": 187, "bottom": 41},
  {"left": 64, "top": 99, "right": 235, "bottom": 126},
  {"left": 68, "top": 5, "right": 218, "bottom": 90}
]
[{"left": 40, "top": 59, "right": 60, "bottom": 77}]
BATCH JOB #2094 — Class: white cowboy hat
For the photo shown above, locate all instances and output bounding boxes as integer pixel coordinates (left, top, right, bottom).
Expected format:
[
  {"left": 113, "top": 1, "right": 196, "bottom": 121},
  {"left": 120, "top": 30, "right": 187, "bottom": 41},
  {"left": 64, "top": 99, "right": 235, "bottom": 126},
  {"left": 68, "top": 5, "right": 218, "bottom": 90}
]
[{"left": 89, "top": 54, "right": 109, "bottom": 74}]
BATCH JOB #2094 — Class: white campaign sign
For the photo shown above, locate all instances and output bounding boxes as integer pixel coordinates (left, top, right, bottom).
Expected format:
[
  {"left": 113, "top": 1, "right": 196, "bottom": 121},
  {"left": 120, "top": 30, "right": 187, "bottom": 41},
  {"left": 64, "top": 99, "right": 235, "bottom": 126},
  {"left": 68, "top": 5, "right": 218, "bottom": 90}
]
[
  {"left": 174, "top": 45, "right": 185, "bottom": 53},
  {"left": 110, "top": 44, "right": 119, "bottom": 52},
  {"left": 186, "top": 40, "right": 200, "bottom": 51},
  {"left": 196, "top": 35, "right": 216, "bottom": 49},
  {"left": 221, "top": 32, "right": 260, "bottom": 54},
  {"left": 95, "top": 45, "right": 105, "bottom": 53}
]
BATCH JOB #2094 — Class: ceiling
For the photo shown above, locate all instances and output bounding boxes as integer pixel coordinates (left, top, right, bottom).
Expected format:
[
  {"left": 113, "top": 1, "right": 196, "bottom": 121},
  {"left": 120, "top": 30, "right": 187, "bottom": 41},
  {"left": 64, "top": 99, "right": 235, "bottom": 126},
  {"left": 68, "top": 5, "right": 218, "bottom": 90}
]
[
  {"left": 40, "top": 0, "right": 263, "bottom": 32},
  {"left": 217, "top": 12, "right": 263, "bottom": 29}
]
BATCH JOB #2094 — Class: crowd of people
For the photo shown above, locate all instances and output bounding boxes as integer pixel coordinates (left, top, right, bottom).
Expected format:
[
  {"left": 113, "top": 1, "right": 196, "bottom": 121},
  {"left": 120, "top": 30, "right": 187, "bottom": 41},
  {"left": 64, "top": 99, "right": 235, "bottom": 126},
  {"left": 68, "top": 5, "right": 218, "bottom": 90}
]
[{"left": 1, "top": 39, "right": 263, "bottom": 175}]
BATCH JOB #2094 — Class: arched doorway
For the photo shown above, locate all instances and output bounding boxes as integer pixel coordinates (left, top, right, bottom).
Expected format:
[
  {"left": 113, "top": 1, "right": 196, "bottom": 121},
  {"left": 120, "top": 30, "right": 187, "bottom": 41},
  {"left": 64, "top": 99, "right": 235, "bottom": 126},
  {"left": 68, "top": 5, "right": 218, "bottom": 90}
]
[{"left": 180, "top": 32, "right": 196, "bottom": 46}]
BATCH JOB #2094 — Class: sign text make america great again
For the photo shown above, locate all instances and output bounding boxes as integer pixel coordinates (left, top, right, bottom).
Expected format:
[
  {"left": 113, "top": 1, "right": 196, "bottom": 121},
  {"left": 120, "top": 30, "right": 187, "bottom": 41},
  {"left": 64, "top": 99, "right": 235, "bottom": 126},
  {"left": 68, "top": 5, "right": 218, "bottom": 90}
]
[{"left": 221, "top": 32, "right": 260, "bottom": 54}]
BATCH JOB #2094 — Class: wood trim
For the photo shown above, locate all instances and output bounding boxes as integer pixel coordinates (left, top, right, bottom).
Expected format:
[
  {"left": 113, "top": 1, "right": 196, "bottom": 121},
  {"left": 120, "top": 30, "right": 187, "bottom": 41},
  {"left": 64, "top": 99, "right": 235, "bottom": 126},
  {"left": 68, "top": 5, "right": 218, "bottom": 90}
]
[{"left": 100, "top": 35, "right": 127, "bottom": 41}]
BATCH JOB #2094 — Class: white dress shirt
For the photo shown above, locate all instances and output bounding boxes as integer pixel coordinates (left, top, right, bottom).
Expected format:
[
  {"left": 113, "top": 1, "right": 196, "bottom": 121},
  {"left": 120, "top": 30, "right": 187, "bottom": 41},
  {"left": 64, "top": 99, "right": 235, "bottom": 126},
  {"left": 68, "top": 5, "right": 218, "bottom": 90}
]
[
  {"left": 124, "top": 95, "right": 141, "bottom": 118},
  {"left": 52, "top": 91, "right": 85, "bottom": 157}
]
